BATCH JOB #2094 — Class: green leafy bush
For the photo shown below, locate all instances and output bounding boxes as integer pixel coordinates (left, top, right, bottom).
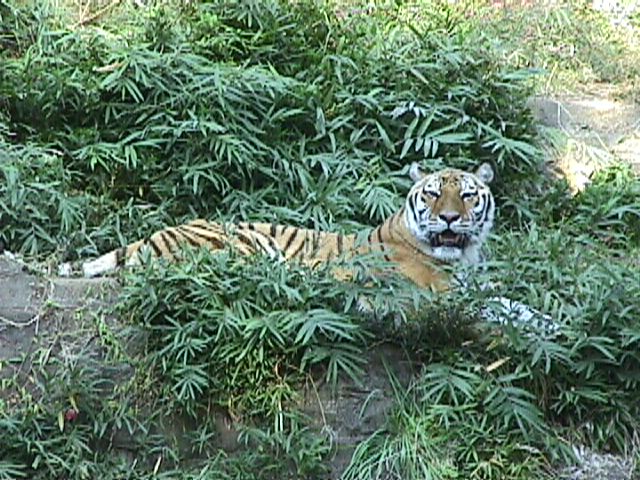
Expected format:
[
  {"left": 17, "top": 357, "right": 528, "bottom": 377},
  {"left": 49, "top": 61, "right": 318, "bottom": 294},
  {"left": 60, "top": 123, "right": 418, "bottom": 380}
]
[
  {"left": 343, "top": 219, "right": 640, "bottom": 479},
  {"left": 473, "top": 0, "right": 640, "bottom": 88},
  {"left": 343, "top": 365, "right": 552, "bottom": 480},
  {"left": 1, "top": 0, "right": 542, "bottom": 259},
  {"left": 570, "top": 164, "right": 640, "bottom": 248},
  {"left": 0, "top": 133, "right": 86, "bottom": 257},
  {"left": 2, "top": 1, "right": 639, "bottom": 479},
  {"left": 0, "top": 351, "right": 149, "bottom": 480},
  {"left": 0, "top": 126, "right": 176, "bottom": 259},
  {"left": 487, "top": 226, "right": 640, "bottom": 448},
  {"left": 118, "top": 248, "right": 373, "bottom": 420},
  {"left": 0, "top": 347, "right": 333, "bottom": 480}
]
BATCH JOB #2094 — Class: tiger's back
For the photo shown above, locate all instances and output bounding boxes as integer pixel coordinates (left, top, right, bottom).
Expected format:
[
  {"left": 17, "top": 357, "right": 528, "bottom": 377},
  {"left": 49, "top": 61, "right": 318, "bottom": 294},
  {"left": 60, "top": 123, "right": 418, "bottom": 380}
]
[{"left": 122, "top": 220, "right": 357, "bottom": 267}]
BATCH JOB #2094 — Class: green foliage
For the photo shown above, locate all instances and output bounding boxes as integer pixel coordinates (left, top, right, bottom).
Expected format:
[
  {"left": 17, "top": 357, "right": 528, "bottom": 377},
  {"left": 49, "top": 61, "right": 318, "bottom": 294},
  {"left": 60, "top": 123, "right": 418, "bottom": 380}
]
[
  {"left": 1, "top": 0, "right": 542, "bottom": 258},
  {"left": 356, "top": 330, "right": 549, "bottom": 480},
  {"left": 343, "top": 219, "right": 640, "bottom": 478},
  {"left": 483, "top": 225, "right": 640, "bottom": 451},
  {"left": 342, "top": 367, "right": 459, "bottom": 480},
  {"left": 0, "top": 136, "right": 84, "bottom": 256},
  {"left": 531, "top": 163, "right": 640, "bottom": 250},
  {"left": 233, "top": 424, "right": 333, "bottom": 479},
  {"left": 145, "top": 424, "right": 332, "bottom": 480},
  {"left": 569, "top": 164, "right": 640, "bottom": 248},
  {"left": 118, "top": 247, "right": 371, "bottom": 421},
  {"left": 342, "top": 362, "right": 552, "bottom": 480},
  {"left": 2, "top": 0, "right": 640, "bottom": 479},
  {"left": 473, "top": 0, "right": 640, "bottom": 89},
  {"left": 0, "top": 314, "right": 334, "bottom": 480},
  {"left": 0, "top": 126, "right": 177, "bottom": 259},
  {"left": 0, "top": 348, "right": 149, "bottom": 480}
]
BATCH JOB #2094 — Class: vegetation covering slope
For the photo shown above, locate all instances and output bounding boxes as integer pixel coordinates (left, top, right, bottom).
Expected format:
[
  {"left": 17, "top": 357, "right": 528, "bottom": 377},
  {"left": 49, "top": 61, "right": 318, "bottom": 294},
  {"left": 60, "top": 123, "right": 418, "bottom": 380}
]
[{"left": 0, "top": 1, "right": 639, "bottom": 479}]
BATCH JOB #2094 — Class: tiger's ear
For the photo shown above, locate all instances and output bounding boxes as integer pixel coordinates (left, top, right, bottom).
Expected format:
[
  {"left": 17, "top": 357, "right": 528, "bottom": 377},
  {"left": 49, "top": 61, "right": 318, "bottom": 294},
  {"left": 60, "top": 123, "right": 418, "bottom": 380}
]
[
  {"left": 475, "top": 162, "right": 494, "bottom": 184},
  {"left": 409, "top": 162, "right": 426, "bottom": 182}
]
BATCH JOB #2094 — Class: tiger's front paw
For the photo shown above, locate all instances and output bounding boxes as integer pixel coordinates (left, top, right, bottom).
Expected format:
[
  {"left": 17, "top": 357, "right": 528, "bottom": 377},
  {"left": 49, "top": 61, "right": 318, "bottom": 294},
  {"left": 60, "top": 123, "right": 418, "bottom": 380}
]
[{"left": 481, "top": 296, "right": 560, "bottom": 338}]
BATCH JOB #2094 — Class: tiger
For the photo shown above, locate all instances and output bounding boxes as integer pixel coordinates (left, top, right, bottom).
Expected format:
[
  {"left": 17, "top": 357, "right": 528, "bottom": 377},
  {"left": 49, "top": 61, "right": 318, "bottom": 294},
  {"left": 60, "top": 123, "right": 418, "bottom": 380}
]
[{"left": 81, "top": 162, "right": 496, "bottom": 292}]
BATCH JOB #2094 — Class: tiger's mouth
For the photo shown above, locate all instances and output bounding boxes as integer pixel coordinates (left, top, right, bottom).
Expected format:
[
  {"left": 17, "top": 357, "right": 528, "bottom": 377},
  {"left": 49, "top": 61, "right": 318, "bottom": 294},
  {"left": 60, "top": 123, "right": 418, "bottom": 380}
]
[{"left": 430, "top": 230, "right": 469, "bottom": 249}]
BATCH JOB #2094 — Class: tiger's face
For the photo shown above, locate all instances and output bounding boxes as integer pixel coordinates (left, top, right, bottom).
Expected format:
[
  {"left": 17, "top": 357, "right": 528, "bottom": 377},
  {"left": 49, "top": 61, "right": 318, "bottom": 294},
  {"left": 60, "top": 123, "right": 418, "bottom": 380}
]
[{"left": 405, "top": 162, "right": 495, "bottom": 264}]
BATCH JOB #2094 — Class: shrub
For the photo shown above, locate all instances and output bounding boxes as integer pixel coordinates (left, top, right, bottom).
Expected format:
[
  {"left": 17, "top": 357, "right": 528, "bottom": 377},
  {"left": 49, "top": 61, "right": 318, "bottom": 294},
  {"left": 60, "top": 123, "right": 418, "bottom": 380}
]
[
  {"left": 344, "top": 219, "right": 640, "bottom": 478},
  {"left": 1, "top": 0, "right": 542, "bottom": 258},
  {"left": 117, "top": 248, "right": 373, "bottom": 421},
  {"left": 2, "top": 1, "right": 639, "bottom": 478},
  {"left": 472, "top": 0, "right": 640, "bottom": 88}
]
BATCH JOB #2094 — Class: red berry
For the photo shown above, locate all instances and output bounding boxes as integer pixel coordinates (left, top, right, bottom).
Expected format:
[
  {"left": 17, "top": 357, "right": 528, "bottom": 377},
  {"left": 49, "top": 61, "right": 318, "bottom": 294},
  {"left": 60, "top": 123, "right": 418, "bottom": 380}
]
[{"left": 64, "top": 408, "right": 79, "bottom": 422}]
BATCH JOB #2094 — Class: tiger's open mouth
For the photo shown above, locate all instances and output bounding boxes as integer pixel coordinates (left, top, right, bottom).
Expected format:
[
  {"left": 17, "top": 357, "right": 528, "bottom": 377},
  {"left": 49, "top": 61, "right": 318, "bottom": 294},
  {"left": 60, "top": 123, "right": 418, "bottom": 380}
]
[{"left": 430, "top": 230, "right": 469, "bottom": 249}]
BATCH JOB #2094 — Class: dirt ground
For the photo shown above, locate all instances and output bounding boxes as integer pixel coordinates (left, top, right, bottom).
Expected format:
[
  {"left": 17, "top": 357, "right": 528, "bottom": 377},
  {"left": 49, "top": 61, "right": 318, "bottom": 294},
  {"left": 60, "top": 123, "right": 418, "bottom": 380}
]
[{"left": 529, "top": 90, "right": 640, "bottom": 193}]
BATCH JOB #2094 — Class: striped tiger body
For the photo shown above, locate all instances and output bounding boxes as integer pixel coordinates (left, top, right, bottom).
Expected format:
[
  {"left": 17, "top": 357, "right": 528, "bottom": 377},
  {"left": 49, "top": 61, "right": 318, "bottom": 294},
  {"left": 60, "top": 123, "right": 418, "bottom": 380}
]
[{"left": 82, "top": 162, "right": 496, "bottom": 292}]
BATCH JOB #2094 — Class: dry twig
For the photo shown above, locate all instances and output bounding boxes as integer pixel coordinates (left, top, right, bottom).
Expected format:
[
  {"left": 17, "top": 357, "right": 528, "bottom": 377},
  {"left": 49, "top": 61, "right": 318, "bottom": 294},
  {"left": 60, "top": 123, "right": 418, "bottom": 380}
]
[{"left": 74, "top": 0, "right": 122, "bottom": 28}]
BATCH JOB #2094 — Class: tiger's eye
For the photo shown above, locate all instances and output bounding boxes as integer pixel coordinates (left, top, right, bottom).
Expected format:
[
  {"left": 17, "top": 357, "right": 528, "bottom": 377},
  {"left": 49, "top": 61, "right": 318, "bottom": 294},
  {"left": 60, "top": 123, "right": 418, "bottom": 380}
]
[{"left": 461, "top": 191, "right": 477, "bottom": 200}]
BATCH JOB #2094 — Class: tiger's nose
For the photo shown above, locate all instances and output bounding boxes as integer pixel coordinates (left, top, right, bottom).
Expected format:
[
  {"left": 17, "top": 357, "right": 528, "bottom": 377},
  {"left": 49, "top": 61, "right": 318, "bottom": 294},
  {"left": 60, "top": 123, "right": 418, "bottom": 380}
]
[{"left": 439, "top": 212, "right": 461, "bottom": 224}]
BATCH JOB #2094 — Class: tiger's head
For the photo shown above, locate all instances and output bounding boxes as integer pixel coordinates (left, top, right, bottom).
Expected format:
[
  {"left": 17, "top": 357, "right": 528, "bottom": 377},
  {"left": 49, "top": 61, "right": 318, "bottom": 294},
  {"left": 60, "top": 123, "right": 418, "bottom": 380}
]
[{"left": 404, "top": 162, "right": 495, "bottom": 264}]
